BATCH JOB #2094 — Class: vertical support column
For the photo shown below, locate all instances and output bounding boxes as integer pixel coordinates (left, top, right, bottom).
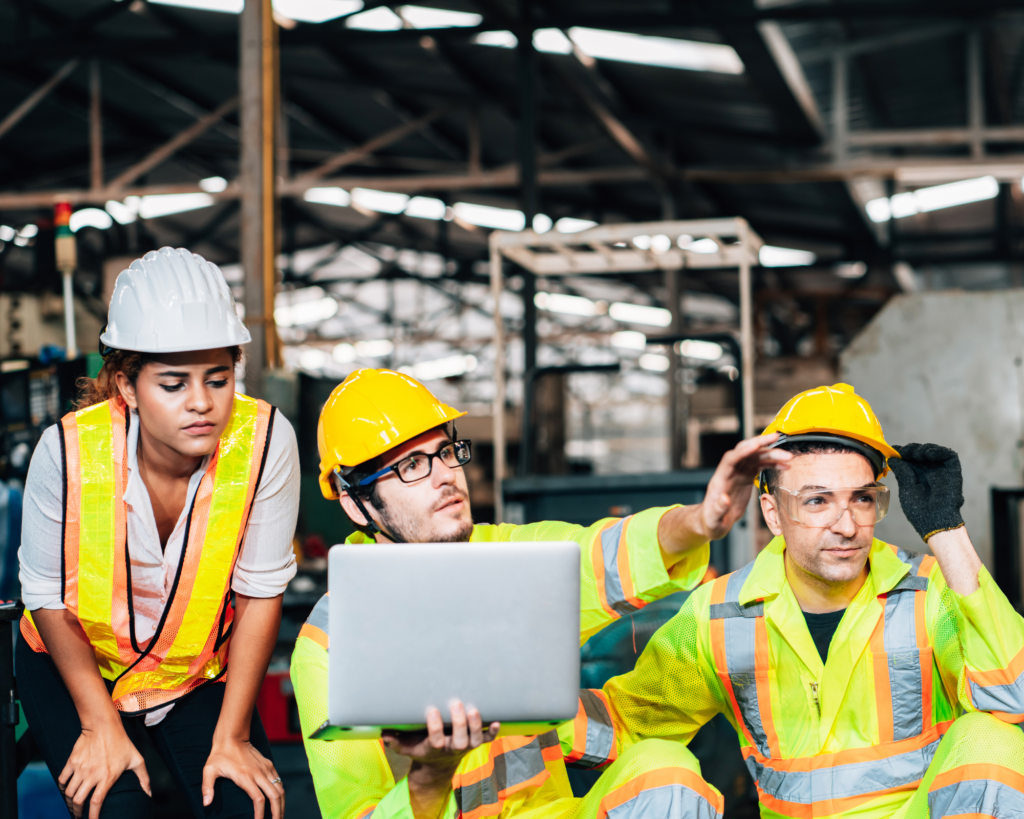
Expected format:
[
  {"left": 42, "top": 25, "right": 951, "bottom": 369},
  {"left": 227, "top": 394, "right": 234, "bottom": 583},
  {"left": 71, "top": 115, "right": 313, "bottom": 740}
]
[
  {"left": 517, "top": 0, "right": 539, "bottom": 476},
  {"left": 734, "top": 221, "right": 757, "bottom": 570},
  {"left": 832, "top": 53, "right": 848, "bottom": 162},
  {"left": 89, "top": 59, "right": 103, "bottom": 193},
  {"left": 967, "top": 27, "right": 985, "bottom": 160},
  {"left": 240, "top": 0, "right": 279, "bottom": 397},
  {"left": 665, "top": 266, "right": 686, "bottom": 470},
  {"left": 490, "top": 235, "right": 506, "bottom": 524}
]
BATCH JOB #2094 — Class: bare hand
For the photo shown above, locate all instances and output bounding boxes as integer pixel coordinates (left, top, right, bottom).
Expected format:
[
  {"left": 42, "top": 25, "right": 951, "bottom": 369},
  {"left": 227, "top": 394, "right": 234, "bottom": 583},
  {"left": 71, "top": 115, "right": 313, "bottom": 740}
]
[
  {"left": 58, "top": 722, "right": 151, "bottom": 818},
  {"left": 201, "top": 738, "right": 284, "bottom": 819},
  {"left": 699, "top": 433, "right": 793, "bottom": 541},
  {"left": 382, "top": 700, "right": 500, "bottom": 772}
]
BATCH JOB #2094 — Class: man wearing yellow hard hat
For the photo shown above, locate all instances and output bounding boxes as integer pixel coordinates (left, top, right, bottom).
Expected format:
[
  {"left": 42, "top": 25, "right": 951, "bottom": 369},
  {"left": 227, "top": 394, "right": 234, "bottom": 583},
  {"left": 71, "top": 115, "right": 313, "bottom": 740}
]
[
  {"left": 564, "top": 382, "right": 1024, "bottom": 819},
  {"left": 290, "top": 367, "right": 792, "bottom": 819}
]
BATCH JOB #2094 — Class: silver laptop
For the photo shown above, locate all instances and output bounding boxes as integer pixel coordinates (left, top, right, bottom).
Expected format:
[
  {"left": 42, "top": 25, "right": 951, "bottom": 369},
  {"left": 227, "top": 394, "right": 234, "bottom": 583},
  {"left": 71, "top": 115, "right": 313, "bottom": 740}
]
[{"left": 311, "top": 540, "right": 581, "bottom": 740}]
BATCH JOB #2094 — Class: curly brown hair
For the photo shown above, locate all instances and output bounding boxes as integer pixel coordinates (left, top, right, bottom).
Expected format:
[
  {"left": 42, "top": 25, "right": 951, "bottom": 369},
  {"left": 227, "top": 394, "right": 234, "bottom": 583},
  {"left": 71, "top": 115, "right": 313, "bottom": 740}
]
[{"left": 75, "top": 346, "right": 243, "bottom": 409}]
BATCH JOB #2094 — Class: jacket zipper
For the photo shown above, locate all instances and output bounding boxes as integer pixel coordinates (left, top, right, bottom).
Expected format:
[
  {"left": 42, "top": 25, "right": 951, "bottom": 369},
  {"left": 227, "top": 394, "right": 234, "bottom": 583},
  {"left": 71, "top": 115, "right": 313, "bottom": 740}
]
[{"left": 810, "top": 681, "right": 821, "bottom": 717}]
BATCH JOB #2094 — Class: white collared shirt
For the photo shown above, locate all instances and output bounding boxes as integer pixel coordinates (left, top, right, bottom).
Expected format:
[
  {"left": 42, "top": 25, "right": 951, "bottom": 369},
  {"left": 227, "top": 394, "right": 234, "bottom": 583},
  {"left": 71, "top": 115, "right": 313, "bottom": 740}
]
[{"left": 19, "top": 404, "right": 300, "bottom": 723}]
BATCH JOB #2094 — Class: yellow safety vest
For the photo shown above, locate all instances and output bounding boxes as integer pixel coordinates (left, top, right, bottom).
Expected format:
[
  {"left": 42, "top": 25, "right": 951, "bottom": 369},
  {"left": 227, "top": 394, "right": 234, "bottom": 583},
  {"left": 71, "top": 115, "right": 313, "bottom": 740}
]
[{"left": 21, "top": 394, "right": 275, "bottom": 714}]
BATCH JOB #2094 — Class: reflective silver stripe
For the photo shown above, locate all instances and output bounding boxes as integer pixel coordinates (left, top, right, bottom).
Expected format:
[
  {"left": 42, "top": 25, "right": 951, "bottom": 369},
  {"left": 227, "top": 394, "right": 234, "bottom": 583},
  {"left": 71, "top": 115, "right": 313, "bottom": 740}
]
[
  {"left": 454, "top": 737, "right": 547, "bottom": 814},
  {"left": 306, "top": 593, "right": 329, "bottom": 633},
  {"left": 601, "top": 517, "right": 639, "bottom": 616},
  {"left": 885, "top": 551, "right": 928, "bottom": 740},
  {"left": 928, "top": 778, "right": 1024, "bottom": 818},
  {"left": 605, "top": 783, "right": 722, "bottom": 819},
  {"left": 968, "top": 669, "right": 1024, "bottom": 713},
  {"left": 749, "top": 736, "right": 941, "bottom": 805},
  {"left": 576, "top": 689, "right": 616, "bottom": 768},
  {"left": 715, "top": 562, "right": 771, "bottom": 758}
]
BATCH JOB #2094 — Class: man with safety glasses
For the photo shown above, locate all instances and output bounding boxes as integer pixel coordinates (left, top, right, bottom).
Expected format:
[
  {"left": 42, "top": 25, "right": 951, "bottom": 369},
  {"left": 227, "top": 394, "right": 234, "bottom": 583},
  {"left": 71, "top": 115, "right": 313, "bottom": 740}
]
[
  {"left": 289, "top": 367, "right": 792, "bottom": 819},
  {"left": 562, "top": 382, "right": 1024, "bottom": 819}
]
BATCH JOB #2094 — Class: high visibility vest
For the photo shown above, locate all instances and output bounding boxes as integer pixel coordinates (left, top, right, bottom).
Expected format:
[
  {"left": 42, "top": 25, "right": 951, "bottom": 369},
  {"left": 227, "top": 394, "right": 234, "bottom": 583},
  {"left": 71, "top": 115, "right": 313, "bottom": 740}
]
[
  {"left": 708, "top": 548, "right": 945, "bottom": 817},
  {"left": 21, "top": 394, "right": 275, "bottom": 715}
]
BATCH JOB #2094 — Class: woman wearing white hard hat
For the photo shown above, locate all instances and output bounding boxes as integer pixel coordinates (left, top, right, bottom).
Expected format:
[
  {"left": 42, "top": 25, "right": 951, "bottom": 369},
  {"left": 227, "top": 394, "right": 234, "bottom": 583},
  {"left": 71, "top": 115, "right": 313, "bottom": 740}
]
[{"left": 17, "top": 247, "right": 299, "bottom": 819}]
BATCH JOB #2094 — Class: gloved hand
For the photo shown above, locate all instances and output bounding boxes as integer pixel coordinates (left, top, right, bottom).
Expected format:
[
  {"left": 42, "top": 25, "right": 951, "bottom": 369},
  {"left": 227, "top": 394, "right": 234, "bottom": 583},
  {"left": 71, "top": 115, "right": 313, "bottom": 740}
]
[{"left": 889, "top": 443, "right": 965, "bottom": 542}]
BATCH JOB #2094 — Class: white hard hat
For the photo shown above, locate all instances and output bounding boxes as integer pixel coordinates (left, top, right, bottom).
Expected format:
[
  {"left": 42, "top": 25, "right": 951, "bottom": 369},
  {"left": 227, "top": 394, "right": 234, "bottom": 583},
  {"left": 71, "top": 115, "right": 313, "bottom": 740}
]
[{"left": 100, "top": 247, "right": 251, "bottom": 354}]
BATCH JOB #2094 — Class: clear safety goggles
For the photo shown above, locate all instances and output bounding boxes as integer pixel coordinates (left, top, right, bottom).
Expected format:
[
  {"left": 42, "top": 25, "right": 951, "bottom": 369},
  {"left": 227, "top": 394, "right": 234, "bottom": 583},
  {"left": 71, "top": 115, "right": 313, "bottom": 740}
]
[{"left": 772, "top": 484, "right": 890, "bottom": 528}]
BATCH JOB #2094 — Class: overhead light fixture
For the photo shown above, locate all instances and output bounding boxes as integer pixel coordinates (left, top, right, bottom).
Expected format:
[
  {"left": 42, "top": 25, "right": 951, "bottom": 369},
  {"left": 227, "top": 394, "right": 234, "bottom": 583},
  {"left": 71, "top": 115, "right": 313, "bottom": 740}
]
[
  {"left": 535, "top": 291, "right": 604, "bottom": 317},
  {"left": 149, "top": 0, "right": 243, "bottom": 11},
  {"left": 403, "top": 354, "right": 478, "bottom": 381},
  {"left": 69, "top": 208, "right": 113, "bottom": 232},
  {"left": 346, "top": 6, "right": 403, "bottom": 29},
  {"left": 474, "top": 26, "right": 744, "bottom": 74},
  {"left": 608, "top": 301, "right": 672, "bottom": 327},
  {"left": 532, "top": 214, "right": 553, "bottom": 233},
  {"left": 835, "top": 261, "right": 867, "bottom": 279},
  {"left": 137, "top": 193, "right": 215, "bottom": 219},
  {"left": 633, "top": 235, "right": 652, "bottom": 249},
  {"left": 0, "top": 226, "right": 15, "bottom": 242},
  {"left": 639, "top": 353, "right": 670, "bottom": 372},
  {"left": 651, "top": 234, "right": 672, "bottom": 252},
  {"left": 453, "top": 202, "right": 525, "bottom": 231},
  {"left": 759, "top": 245, "right": 816, "bottom": 267},
  {"left": 199, "top": 176, "right": 228, "bottom": 193},
  {"left": 275, "top": 288, "right": 340, "bottom": 326},
  {"left": 865, "top": 176, "right": 999, "bottom": 223},
  {"left": 405, "top": 196, "right": 447, "bottom": 220},
  {"left": 298, "top": 347, "right": 330, "bottom": 370},
  {"left": 333, "top": 339, "right": 392, "bottom": 361},
  {"left": 304, "top": 187, "right": 351, "bottom": 207},
  {"left": 275, "top": 0, "right": 363, "bottom": 23},
  {"left": 555, "top": 217, "right": 598, "bottom": 234},
  {"left": 686, "top": 238, "right": 719, "bottom": 254},
  {"left": 105, "top": 200, "right": 137, "bottom": 224},
  {"left": 610, "top": 330, "right": 647, "bottom": 350},
  {"left": 352, "top": 187, "right": 409, "bottom": 214},
  {"left": 18, "top": 224, "right": 38, "bottom": 238},
  {"left": 397, "top": 5, "right": 481, "bottom": 27},
  {"left": 677, "top": 339, "right": 723, "bottom": 361}
]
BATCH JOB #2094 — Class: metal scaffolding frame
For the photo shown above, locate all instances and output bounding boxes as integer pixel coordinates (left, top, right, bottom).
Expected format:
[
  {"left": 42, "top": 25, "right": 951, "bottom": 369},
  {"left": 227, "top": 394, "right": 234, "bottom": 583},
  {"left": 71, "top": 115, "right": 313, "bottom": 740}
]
[{"left": 488, "top": 217, "right": 763, "bottom": 529}]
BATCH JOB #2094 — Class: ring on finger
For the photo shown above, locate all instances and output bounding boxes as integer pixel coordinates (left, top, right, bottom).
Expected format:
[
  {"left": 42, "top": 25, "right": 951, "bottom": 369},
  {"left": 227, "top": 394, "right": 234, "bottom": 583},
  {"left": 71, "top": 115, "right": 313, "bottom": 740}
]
[{"left": 270, "top": 777, "right": 282, "bottom": 785}]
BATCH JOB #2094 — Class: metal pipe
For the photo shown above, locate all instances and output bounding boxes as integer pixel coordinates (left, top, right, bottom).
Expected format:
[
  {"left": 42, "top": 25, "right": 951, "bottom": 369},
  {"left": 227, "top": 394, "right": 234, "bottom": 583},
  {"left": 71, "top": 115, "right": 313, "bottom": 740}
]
[
  {"left": 63, "top": 271, "right": 78, "bottom": 360},
  {"left": 832, "top": 53, "right": 848, "bottom": 162},
  {"left": 89, "top": 59, "right": 103, "bottom": 192},
  {"left": 967, "top": 27, "right": 985, "bottom": 160},
  {"left": 490, "top": 234, "right": 506, "bottom": 524}
]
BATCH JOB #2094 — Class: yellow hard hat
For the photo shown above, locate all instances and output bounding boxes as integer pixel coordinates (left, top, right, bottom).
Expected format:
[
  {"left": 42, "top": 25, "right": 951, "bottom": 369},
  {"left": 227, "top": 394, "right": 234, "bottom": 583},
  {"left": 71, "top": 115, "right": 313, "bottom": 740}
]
[
  {"left": 760, "top": 383, "right": 899, "bottom": 486},
  {"left": 317, "top": 368, "right": 466, "bottom": 499}
]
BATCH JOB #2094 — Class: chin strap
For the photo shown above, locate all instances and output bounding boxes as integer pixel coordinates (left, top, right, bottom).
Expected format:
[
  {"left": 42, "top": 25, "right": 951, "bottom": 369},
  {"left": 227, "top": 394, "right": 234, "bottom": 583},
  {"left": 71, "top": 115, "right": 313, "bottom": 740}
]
[{"left": 333, "top": 468, "right": 397, "bottom": 542}]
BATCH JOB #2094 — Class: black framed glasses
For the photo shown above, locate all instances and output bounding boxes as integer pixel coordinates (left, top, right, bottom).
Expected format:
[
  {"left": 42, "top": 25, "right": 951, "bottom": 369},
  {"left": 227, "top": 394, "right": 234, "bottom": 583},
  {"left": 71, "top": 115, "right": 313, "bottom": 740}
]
[{"left": 357, "top": 440, "right": 473, "bottom": 487}]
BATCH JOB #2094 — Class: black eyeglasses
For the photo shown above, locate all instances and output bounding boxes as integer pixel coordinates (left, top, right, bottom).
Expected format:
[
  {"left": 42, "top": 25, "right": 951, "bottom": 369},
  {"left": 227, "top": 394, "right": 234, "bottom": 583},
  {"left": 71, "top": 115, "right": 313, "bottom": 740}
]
[{"left": 357, "top": 440, "right": 473, "bottom": 487}]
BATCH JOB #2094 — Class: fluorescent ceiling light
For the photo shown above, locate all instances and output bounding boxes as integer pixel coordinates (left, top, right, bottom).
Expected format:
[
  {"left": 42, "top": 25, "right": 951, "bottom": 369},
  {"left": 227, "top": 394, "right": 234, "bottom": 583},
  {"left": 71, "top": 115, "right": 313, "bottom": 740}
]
[
  {"left": 633, "top": 235, "right": 652, "bottom": 249},
  {"left": 609, "top": 301, "right": 672, "bottom": 327},
  {"left": 105, "top": 200, "right": 137, "bottom": 225},
  {"left": 687, "top": 238, "right": 719, "bottom": 254},
  {"left": 535, "top": 291, "right": 603, "bottom": 317},
  {"left": 639, "top": 353, "right": 670, "bottom": 372},
  {"left": 397, "top": 5, "right": 481, "bottom": 28},
  {"left": 304, "top": 187, "right": 351, "bottom": 207},
  {"left": 567, "top": 28, "right": 743, "bottom": 74},
  {"left": 0, "top": 226, "right": 15, "bottom": 242},
  {"left": 149, "top": 0, "right": 243, "bottom": 11},
  {"left": 611, "top": 330, "right": 647, "bottom": 350},
  {"left": 299, "top": 347, "right": 330, "bottom": 370},
  {"left": 69, "top": 208, "right": 113, "bottom": 232},
  {"left": 403, "top": 354, "right": 478, "bottom": 381},
  {"left": 759, "top": 245, "right": 816, "bottom": 267},
  {"left": 651, "top": 234, "right": 672, "bottom": 252},
  {"left": 200, "top": 176, "right": 228, "bottom": 193},
  {"left": 352, "top": 187, "right": 409, "bottom": 214},
  {"left": 555, "top": 217, "right": 598, "bottom": 234},
  {"left": 275, "top": 0, "right": 363, "bottom": 22},
  {"left": 346, "top": 6, "right": 403, "bottom": 29},
  {"left": 835, "top": 261, "right": 867, "bottom": 279},
  {"left": 453, "top": 202, "right": 525, "bottom": 230},
  {"left": 275, "top": 296, "right": 339, "bottom": 327},
  {"left": 137, "top": 193, "right": 214, "bottom": 219},
  {"left": 333, "top": 339, "right": 392, "bottom": 362},
  {"left": 18, "top": 224, "right": 38, "bottom": 238},
  {"left": 405, "top": 196, "right": 446, "bottom": 220},
  {"left": 473, "top": 30, "right": 517, "bottom": 47},
  {"left": 865, "top": 176, "right": 999, "bottom": 223},
  {"left": 532, "top": 214, "right": 553, "bottom": 233},
  {"left": 474, "top": 26, "right": 744, "bottom": 74},
  {"left": 677, "top": 339, "right": 723, "bottom": 361}
]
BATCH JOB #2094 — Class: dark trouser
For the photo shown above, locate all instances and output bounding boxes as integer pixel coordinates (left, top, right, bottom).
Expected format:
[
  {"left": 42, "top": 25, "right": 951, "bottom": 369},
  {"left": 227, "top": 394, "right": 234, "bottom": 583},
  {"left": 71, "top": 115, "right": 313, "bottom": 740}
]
[{"left": 17, "top": 637, "right": 274, "bottom": 818}]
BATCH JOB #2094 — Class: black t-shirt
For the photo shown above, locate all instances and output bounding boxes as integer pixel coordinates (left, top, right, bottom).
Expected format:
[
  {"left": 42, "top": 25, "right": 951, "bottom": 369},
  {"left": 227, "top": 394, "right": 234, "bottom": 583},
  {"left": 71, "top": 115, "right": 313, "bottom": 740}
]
[{"left": 803, "top": 608, "right": 847, "bottom": 664}]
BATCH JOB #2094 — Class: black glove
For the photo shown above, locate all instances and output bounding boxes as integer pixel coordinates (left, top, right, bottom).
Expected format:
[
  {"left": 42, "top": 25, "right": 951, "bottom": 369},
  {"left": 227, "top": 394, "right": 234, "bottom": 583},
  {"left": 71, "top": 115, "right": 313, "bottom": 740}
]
[{"left": 889, "top": 443, "right": 965, "bottom": 542}]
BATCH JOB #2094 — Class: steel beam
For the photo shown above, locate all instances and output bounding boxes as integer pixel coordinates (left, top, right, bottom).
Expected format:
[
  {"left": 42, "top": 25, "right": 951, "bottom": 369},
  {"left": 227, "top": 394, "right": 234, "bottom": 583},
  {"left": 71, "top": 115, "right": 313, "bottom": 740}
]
[
  {"left": 0, "top": 59, "right": 78, "bottom": 142},
  {"left": 90, "top": 59, "right": 103, "bottom": 192}
]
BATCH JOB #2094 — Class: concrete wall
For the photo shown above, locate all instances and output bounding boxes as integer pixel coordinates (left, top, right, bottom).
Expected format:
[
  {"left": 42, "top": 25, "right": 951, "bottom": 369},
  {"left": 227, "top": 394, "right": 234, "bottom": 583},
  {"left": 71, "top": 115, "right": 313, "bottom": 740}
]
[{"left": 840, "top": 290, "right": 1024, "bottom": 567}]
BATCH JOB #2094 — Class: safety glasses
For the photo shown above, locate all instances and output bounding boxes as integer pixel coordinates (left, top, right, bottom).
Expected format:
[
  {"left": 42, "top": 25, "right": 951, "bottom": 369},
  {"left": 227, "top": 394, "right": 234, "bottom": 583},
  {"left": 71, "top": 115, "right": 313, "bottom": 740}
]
[
  {"left": 773, "top": 484, "right": 890, "bottom": 528},
  {"left": 357, "top": 440, "right": 473, "bottom": 487}
]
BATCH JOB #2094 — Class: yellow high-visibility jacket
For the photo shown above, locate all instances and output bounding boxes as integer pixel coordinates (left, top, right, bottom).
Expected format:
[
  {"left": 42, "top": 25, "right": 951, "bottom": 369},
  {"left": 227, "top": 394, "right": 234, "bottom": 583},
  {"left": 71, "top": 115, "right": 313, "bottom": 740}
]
[
  {"left": 590, "top": 535, "right": 1024, "bottom": 819},
  {"left": 290, "top": 507, "right": 709, "bottom": 819}
]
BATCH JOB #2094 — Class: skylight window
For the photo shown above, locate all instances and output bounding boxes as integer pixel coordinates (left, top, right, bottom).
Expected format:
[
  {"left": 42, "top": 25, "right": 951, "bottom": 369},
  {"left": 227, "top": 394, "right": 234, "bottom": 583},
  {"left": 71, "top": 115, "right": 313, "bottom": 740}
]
[
  {"left": 759, "top": 245, "right": 816, "bottom": 267},
  {"left": 865, "top": 176, "right": 999, "bottom": 223},
  {"left": 397, "top": 5, "right": 482, "bottom": 28},
  {"left": 346, "top": 6, "right": 403, "bottom": 29},
  {"left": 402, "top": 354, "right": 478, "bottom": 381},
  {"left": 473, "top": 27, "right": 744, "bottom": 74},
  {"left": 453, "top": 202, "right": 525, "bottom": 231}
]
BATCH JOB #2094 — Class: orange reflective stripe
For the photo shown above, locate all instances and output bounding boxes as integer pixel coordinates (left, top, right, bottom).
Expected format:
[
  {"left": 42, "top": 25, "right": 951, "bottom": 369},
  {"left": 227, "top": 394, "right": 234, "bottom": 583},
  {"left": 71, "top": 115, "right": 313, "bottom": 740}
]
[
  {"left": 615, "top": 516, "right": 642, "bottom": 611},
  {"left": 453, "top": 735, "right": 552, "bottom": 819},
  {"left": 592, "top": 519, "right": 619, "bottom": 619},
  {"left": 929, "top": 763, "right": 1024, "bottom": 795},
  {"left": 754, "top": 616, "right": 780, "bottom": 758},
  {"left": 298, "top": 623, "right": 329, "bottom": 650},
  {"left": 870, "top": 603, "right": 894, "bottom": 744},
  {"left": 355, "top": 805, "right": 377, "bottom": 819},
  {"left": 968, "top": 645, "right": 1024, "bottom": 688},
  {"left": 755, "top": 779, "right": 919, "bottom": 819},
  {"left": 596, "top": 767, "right": 724, "bottom": 819}
]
